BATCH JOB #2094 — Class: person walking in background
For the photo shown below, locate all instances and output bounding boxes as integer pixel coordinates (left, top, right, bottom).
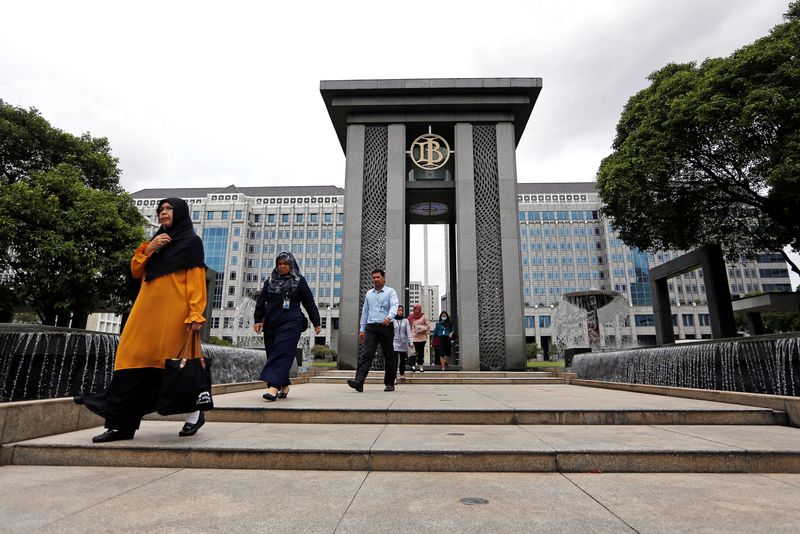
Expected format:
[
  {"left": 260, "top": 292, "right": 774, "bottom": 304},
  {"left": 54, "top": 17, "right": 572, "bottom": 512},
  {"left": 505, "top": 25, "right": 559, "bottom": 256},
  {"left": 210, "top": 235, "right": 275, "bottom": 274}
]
[
  {"left": 407, "top": 303, "right": 430, "bottom": 373},
  {"left": 433, "top": 311, "right": 454, "bottom": 371},
  {"left": 78, "top": 197, "right": 207, "bottom": 442},
  {"left": 392, "top": 305, "right": 413, "bottom": 382},
  {"left": 254, "top": 251, "right": 321, "bottom": 401},
  {"left": 348, "top": 269, "right": 399, "bottom": 392}
]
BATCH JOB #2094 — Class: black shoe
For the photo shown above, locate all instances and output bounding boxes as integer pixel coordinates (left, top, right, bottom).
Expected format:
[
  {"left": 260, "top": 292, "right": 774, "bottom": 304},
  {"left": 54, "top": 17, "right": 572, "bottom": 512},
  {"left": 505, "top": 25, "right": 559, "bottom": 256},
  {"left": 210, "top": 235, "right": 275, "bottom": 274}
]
[
  {"left": 263, "top": 391, "right": 277, "bottom": 401},
  {"left": 384, "top": 385, "right": 395, "bottom": 392},
  {"left": 277, "top": 387, "right": 289, "bottom": 399},
  {"left": 92, "top": 429, "right": 135, "bottom": 443},
  {"left": 347, "top": 379, "right": 363, "bottom": 392},
  {"left": 73, "top": 395, "right": 84, "bottom": 405},
  {"left": 178, "top": 412, "right": 205, "bottom": 437}
]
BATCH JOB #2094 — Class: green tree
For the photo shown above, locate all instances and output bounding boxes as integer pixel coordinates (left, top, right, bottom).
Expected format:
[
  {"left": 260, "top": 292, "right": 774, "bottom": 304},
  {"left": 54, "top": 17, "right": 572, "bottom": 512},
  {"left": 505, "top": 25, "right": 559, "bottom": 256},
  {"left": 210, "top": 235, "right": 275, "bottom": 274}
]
[
  {"left": 312, "top": 344, "right": 337, "bottom": 360},
  {"left": 0, "top": 164, "right": 144, "bottom": 326},
  {"left": 597, "top": 3, "right": 800, "bottom": 277},
  {"left": 0, "top": 101, "right": 140, "bottom": 325},
  {"left": 0, "top": 100, "right": 121, "bottom": 191}
]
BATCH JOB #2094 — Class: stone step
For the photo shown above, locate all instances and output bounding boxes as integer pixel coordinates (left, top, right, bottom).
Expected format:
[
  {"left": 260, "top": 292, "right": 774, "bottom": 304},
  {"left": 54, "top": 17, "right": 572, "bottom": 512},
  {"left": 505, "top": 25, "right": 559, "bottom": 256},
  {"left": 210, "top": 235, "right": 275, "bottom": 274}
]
[
  {"left": 175, "top": 384, "right": 787, "bottom": 426},
  {"left": 6, "top": 421, "right": 800, "bottom": 473},
  {"left": 317, "top": 370, "right": 555, "bottom": 378},
  {"left": 309, "top": 376, "right": 568, "bottom": 385},
  {"left": 193, "top": 406, "right": 785, "bottom": 426}
]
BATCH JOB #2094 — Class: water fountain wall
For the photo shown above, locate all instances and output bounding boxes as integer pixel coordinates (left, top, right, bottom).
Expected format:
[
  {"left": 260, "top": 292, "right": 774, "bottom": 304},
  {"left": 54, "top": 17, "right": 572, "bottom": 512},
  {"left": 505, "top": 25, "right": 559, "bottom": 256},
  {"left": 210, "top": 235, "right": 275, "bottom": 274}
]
[
  {"left": 0, "top": 324, "right": 274, "bottom": 402},
  {"left": 572, "top": 333, "right": 800, "bottom": 396}
]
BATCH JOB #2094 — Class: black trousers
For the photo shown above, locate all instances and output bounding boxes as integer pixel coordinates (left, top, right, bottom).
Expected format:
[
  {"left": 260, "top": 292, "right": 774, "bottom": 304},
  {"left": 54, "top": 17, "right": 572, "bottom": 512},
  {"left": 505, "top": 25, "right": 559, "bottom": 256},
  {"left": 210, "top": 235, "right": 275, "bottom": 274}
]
[
  {"left": 81, "top": 368, "right": 163, "bottom": 432},
  {"left": 413, "top": 341, "right": 426, "bottom": 366},
  {"left": 355, "top": 323, "right": 395, "bottom": 386}
]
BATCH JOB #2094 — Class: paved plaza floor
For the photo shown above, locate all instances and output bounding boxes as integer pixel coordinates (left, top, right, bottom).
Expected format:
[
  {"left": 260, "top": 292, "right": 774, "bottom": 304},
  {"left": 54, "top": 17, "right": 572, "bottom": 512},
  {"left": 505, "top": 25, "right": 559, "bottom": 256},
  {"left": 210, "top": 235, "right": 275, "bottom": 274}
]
[
  {"left": 2, "top": 382, "right": 800, "bottom": 532},
  {"left": 1, "top": 466, "right": 800, "bottom": 533}
]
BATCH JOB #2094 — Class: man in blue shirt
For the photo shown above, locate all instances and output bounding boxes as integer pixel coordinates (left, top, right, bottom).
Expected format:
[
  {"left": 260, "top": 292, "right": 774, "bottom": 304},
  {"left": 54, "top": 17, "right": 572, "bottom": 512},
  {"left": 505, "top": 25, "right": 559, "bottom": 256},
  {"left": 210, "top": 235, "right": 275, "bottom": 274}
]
[{"left": 347, "top": 269, "right": 399, "bottom": 392}]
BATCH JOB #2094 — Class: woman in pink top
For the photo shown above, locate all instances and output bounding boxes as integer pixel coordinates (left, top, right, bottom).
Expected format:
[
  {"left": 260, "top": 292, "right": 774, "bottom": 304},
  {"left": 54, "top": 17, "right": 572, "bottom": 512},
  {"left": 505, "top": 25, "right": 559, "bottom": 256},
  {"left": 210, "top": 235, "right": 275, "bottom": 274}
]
[{"left": 407, "top": 304, "right": 430, "bottom": 373}]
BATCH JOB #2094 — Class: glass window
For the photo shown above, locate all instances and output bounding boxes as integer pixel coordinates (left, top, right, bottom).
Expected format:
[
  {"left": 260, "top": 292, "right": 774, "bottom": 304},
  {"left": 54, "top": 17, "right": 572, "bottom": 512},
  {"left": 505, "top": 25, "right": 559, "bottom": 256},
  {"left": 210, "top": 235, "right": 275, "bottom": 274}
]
[
  {"left": 231, "top": 256, "right": 238, "bottom": 265},
  {"left": 296, "top": 214, "right": 304, "bottom": 223},
  {"left": 310, "top": 213, "right": 318, "bottom": 223},
  {"left": 324, "top": 213, "right": 332, "bottom": 222},
  {"left": 281, "top": 214, "right": 289, "bottom": 223},
  {"left": 538, "top": 315, "right": 551, "bottom": 328},
  {"left": 192, "top": 211, "right": 200, "bottom": 220},
  {"left": 233, "top": 227, "right": 240, "bottom": 237},
  {"left": 221, "top": 211, "right": 229, "bottom": 220},
  {"left": 267, "top": 214, "right": 275, "bottom": 223},
  {"left": 206, "top": 211, "right": 215, "bottom": 220},
  {"left": 235, "top": 210, "right": 243, "bottom": 220}
]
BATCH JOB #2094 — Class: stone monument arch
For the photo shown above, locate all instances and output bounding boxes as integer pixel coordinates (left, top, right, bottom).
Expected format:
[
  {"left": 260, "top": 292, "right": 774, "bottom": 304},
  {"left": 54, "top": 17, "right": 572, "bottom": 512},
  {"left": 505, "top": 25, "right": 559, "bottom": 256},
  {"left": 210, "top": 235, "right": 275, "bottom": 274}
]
[{"left": 320, "top": 78, "right": 542, "bottom": 371}]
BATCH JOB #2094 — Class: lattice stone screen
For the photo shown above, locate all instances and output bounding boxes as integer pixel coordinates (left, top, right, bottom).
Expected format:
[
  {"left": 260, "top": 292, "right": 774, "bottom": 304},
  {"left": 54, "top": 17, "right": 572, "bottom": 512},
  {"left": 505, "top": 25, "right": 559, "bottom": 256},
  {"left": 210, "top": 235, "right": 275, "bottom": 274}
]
[
  {"left": 360, "top": 126, "right": 388, "bottom": 368},
  {"left": 472, "top": 124, "right": 506, "bottom": 368}
]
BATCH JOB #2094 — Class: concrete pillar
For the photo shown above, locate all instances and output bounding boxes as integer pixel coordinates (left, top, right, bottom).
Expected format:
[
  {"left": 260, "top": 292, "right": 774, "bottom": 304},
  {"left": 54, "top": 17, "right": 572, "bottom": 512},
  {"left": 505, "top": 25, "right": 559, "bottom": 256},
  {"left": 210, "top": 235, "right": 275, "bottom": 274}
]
[
  {"left": 386, "top": 124, "right": 407, "bottom": 303},
  {"left": 495, "top": 123, "right": 526, "bottom": 370},
  {"left": 338, "top": 124, "right": 366, "bottom": 370},
  {"left": 454, "top": 122, "right": 480, "bottom": 371}
]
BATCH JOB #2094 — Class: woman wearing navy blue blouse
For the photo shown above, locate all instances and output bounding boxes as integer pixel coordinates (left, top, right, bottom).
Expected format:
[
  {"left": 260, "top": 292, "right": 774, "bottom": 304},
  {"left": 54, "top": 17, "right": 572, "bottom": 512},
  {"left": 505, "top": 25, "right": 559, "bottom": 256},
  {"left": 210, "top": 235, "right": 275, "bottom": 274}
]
[{"left": 254, "top": 252, "right": 321, "bottom": 401}]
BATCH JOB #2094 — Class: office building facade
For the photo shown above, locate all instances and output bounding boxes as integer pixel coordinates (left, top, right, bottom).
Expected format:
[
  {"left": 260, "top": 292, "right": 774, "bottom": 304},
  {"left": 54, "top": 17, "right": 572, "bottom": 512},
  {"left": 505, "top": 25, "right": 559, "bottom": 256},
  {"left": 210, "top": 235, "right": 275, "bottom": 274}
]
[
  {"left": 517, "top": 183, "right": 793, "bottom": 355},
  {"left": 130, "top": 182, "right": 793, "bottom": 356}
]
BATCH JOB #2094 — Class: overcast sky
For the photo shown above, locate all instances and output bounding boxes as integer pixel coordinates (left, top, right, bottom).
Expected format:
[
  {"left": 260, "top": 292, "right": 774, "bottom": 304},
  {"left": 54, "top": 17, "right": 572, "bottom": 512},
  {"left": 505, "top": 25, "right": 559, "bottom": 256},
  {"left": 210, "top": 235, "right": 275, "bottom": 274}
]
[{"left": 2, "top": 0, "right": 797, "bottom": 291}]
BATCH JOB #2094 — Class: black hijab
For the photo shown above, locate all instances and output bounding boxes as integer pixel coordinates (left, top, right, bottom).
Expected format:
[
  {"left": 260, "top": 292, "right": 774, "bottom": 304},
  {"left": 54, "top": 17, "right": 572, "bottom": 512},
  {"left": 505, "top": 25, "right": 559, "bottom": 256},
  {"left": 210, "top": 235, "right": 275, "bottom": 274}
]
[
  {"left": 267, "top": 251, "right": 301, "bottom": 294},
  {"left": 144, "top": 197, "right": 206, "bottom": 282}
]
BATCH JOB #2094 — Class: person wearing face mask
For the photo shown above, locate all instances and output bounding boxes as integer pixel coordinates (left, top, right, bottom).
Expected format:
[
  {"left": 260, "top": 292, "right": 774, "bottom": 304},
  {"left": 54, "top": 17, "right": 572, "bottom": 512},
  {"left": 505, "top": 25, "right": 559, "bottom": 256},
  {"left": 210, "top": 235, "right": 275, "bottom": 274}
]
[
  {"left": 77, "top": 198, "right": 207, "bottom": 442},
  {"left": 254, "top": 251, "right": 321, "bottom": 401},
  {"left": 432, "top": 311, "right": 454, "bottom": 371},
  {"left": 392, "top": 305, "right": 414, "bottom": 382}
]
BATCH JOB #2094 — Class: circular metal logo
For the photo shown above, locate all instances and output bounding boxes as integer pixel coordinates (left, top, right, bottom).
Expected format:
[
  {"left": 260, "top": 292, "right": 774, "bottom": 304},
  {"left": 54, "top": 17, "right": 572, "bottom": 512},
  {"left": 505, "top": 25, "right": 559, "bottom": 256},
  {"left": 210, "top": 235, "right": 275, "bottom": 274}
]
[
  {"left": 409, "top": 133, "right": 451, "bottom": 170},
  {"left": 409, "top": 202, "right": 449, "bottom": 217}
]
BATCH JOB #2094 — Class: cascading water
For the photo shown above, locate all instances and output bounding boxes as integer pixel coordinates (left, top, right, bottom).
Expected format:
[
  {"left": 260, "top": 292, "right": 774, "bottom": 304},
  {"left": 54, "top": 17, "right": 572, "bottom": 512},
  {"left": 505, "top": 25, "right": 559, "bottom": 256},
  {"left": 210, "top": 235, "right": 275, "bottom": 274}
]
[
  {"left": 572, "top": 333, "right": 800, "bottom": 396},
  {"left": 0, "top": 324, "right": 280, "bottom": 402},
  {"left": 0, "top": 325, "right": 117, "bottom": 402}
]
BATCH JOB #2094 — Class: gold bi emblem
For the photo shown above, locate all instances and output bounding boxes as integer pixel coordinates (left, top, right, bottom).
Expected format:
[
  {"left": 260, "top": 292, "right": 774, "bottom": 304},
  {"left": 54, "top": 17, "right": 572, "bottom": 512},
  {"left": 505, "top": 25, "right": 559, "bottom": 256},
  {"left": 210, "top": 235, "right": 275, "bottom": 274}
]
[{"left": 409, "top": 133, "right": 451, "bottom": 170}]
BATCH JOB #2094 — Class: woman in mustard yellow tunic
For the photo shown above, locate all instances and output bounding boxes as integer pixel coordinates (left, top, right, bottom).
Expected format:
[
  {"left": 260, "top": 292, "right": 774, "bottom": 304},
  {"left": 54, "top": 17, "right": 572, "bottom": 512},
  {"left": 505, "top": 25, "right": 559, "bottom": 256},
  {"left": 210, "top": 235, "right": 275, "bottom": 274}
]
[{"left": 80, "top": 197, "right": 207, "bottom": 442}]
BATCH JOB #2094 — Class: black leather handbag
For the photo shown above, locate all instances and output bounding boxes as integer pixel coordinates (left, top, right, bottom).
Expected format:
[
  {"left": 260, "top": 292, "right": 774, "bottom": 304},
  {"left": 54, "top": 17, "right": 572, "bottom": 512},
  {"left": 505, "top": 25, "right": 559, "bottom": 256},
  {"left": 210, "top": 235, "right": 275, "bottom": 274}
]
[{"left": 157, "top": 331, "right": 214, "bottom": 415}]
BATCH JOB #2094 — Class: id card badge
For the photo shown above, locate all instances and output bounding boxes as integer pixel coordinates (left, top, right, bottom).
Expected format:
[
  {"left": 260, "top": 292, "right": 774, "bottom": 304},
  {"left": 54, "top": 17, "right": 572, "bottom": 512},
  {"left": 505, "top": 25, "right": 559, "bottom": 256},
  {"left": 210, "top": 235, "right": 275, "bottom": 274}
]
[{"left": 282, "top": 297, "right": 290, "bottom": 310}]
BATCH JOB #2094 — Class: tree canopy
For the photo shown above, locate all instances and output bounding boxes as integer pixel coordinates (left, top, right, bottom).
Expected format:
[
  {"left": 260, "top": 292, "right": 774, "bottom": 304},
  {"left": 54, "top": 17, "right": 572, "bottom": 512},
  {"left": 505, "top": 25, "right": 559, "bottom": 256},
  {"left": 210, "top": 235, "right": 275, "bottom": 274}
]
[
  {"left": 0, "top": 100, "right": 122, "bottom": 191},
  {"left": 597, "top": 2, "right": 800, "bottom": 277},
  {"left": 0, "top": 101, "right": 144, "bottom": 324}
]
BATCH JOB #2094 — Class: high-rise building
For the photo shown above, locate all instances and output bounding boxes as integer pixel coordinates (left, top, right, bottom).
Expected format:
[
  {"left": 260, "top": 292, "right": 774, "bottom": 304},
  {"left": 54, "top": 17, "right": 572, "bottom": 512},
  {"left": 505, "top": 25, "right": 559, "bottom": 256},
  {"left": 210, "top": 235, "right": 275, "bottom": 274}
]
[
  {"left": 131, "top": 186, "right": 344, "bottom": 350},
  {"left": 517, "top": 183, "right": 793, "bottom": 355},
  {"left": 127, "top": 182, "right": 793, "bottom": 356},
  {"left": 408, "top": 281, "right": 440, "bottom": 319}
]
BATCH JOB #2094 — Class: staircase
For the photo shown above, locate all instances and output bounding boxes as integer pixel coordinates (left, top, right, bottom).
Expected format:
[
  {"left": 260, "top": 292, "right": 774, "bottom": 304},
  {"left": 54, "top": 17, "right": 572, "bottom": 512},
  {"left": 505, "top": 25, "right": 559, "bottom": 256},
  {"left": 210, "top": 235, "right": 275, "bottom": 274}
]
[{"left": 4, "top": 369, "right": 800, "bottom": 473}]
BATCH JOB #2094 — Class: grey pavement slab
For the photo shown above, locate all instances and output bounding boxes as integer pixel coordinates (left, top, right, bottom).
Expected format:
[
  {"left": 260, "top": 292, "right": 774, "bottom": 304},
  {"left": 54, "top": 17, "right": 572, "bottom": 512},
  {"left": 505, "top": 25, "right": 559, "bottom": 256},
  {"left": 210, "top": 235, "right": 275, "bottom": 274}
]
[
  {"left": 0, "top": 465, "right": 181, "bottom": 532},
  {"left": 566, "top": 473, "right": 800, "bottom": 534},
  {"left": 2, "top": 466, "right": 365, "bottom": 534},
  {"left": 210, "top": 383, "right": 779, "bottom": 413},
  {"left": 652, "top": 424, "right": 800, "bottom": 451},
  {"left": 335, "top": 471, "right": 632, "bottom": 534},
  {"left": 5, "top": 466, "right": 799, "bottom": 533}
]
